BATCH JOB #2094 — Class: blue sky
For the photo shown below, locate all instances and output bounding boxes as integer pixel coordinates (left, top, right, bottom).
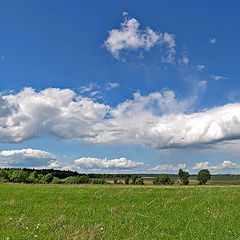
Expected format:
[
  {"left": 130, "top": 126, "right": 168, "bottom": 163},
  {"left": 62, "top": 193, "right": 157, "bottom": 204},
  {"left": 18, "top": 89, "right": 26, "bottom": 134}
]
[{"left": 0, "top": 1, "right": 240, "bottom": 174}]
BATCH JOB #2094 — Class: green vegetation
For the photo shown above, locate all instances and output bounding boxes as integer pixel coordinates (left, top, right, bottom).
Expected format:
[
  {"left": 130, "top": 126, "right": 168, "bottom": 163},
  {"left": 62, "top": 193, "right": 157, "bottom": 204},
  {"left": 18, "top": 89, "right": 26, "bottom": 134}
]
[
  {"left": 1, "top": 184, "right": 240, "bottom": 239},
  {"left": 178, "top": 169, "right": 189, "bottom": 185},
  {"left": 153, "top": 174, "right": 174, "bottom": 185},
  {"left": 197, "top": 169, "right": 211, "bottom": 185}
]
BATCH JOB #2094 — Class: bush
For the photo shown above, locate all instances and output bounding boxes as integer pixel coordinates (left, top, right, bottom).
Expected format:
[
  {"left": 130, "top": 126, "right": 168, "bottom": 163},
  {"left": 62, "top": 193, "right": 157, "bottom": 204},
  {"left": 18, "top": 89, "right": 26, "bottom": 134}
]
[
  {"left": 136, "top": 177, "right": 144, "bottom": 185},
  {"left": 197, "top": 169, "right": 211, "bottom": 185},
  {"left": 153, "top": 174, "right": 173, "bottom": 185},
  {"left": 114, "top": 177, "right": 118, "bottom": 184}
]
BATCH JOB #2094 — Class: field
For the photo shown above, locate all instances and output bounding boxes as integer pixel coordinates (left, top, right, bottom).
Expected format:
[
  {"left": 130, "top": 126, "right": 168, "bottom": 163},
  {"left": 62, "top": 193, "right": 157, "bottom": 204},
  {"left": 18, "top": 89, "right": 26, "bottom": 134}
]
[{"left": 1, "top": 184, "right": 240, "bottom": 239}]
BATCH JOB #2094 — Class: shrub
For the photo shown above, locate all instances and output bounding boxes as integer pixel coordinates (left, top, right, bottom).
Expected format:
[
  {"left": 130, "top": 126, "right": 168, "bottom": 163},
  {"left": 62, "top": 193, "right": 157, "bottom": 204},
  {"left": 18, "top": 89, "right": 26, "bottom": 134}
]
[{"left": 197, "top": 169, "right": 211, "bottom": 185}]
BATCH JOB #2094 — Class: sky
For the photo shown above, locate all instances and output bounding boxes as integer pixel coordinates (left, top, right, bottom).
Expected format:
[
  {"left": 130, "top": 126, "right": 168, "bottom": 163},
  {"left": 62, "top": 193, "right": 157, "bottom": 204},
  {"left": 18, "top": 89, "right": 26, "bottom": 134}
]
[{"left": 0, "top": 0, "right": 240, "bottom": 174}]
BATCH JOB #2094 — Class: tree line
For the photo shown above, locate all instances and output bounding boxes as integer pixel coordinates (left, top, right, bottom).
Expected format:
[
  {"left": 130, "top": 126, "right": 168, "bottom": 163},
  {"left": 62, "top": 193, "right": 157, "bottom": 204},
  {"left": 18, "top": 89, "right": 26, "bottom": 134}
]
[{"left": 0, "top": 168, "right": 211, "bottom": 185}]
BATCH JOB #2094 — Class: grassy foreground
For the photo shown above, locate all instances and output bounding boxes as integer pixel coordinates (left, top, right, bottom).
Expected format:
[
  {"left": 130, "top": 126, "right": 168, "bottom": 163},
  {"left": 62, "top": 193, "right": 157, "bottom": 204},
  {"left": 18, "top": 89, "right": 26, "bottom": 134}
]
[{"left": 1, "top": 184, "right": 240, "bottom": 239}]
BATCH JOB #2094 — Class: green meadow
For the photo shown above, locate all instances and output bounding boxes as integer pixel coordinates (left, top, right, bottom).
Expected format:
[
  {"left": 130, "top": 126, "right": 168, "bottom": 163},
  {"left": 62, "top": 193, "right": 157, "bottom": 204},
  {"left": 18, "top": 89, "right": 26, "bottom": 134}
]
[{"left": 1, "top": 184, "right": 240, "bottom": 240}]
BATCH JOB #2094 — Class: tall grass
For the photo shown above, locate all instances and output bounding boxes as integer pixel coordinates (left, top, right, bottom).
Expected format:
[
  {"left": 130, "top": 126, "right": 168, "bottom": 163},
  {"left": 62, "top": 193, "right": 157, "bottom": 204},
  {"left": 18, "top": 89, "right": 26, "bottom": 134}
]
[{"left": 1, "top": 184, "right": 240, "bottom": 239}]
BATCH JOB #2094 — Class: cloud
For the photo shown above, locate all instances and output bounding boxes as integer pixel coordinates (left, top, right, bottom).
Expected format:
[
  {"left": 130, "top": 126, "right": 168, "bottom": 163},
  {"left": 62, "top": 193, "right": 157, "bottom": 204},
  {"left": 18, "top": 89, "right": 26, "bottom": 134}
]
[
  {"left": 209, "top": 38, "right": 216, "bottom": 44},
  {"left": 192, "top": 162, "right": 209, "bottom": 170},
  {"left": 192, "top": 161, "right": 240, "bottom": 170},
  {"left": 104, "top": 14, "right": 176, "bottom": 62},
  {"left": 0, "top": 148, "right": 57, "bottom": 168},
  {"left": 74, "top": 157, "right": 144, "bottom": 170},
  {"left": 1, "top": 87, "right": 240, "bottom": 150},
  {"left": 196, "top": 65, "right": 205, "bottom": 71},
  {"left": 178, "top": 56, "right": 189, "bottom": 65},
  {"left": 151, "top": 163, "right": 186, "bottom": 171},
  {"left": 105, "top": 82, "right": 119, "bottom": 90},
  {"left": 212, "top": 75, "right": 228, "bottom": 81}
]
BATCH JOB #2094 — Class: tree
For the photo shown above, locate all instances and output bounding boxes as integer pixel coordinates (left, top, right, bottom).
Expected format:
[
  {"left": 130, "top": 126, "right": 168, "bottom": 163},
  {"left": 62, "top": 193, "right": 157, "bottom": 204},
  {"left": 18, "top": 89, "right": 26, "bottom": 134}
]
[
  {"left": 136, "top": 177, "right": 144, "bottom": 185},
  {"left": 0, "top": 169, "right": 9, "bottom": 181},
  {"left": 178, "top": 169, "right": 189, "bottom": 185},
  {"left": 197, "top": 169, "right": 211, "bottom": 185},
  {"left": 114, "top": 177, "right": 118, "bottom": 184},
  {"left": 10, "top": 169, "right": 29, "bottom": 183},
  {"left": 28, "top": 171, "right": 39, "bottom": 183},
  {"left": 131, "top": 175, "right": 138, "bottom": 184},
  {"left": 51, "top": 177, "right": 62, "bottom": 184},
  {"left": 124, "top": 176, "right": 130, "bottom": 185},
  {"left": 153, "top": 174, "right": 174, "bottom": 185}
]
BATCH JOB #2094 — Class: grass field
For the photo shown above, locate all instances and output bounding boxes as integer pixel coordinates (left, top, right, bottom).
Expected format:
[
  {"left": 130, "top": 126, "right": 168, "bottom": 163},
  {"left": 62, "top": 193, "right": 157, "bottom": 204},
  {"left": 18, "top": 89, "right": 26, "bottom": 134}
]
[{"left": 1, "top": 184, "right": 240, "bottom": 239}]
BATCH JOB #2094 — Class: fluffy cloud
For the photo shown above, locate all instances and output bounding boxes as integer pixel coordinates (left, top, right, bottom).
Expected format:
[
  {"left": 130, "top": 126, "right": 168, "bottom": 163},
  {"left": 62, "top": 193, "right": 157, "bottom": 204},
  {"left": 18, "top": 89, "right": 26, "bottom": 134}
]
[
  {"left": 0, "top": 148, "right": 57, "bottom": 168},
  {"left": 1, "top": 87, "right": 240, "bottom": 150},
  {"left": 151, "top": 163, "right": 186, "bottom": 171},
  {"left": 192, "top": 162, "right": 209, "bottom": 170},
  {"left": 74, "top": 157, "right": 144, "bottom": 170},
  {"left": 104, "top": 14, "right": 176, "bottom": 62},
  {"left": 192, "top": 161, "right": 240, "bottom": 170}
]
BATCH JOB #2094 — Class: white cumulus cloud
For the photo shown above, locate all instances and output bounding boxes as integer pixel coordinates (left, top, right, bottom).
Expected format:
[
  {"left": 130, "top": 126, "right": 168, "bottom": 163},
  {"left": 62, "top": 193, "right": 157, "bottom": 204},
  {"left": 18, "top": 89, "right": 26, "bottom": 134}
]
[
  {"left": 0, "top": 148, "right": 57, "bottom": 168},
  {"left": 74, "top": 157, "right": 144, "bottom": 170},
  {"left": 104, "top": 14, "right": 176, "bottom": 62},
  {"left": 1, "top": 87, "right": 240, "bottom": 150},
  {"left": 192, "top": 161, "right": 240, "bottom": 170},
  {"left": 151, "top": 163, "right": 186, "bottom": 171}
]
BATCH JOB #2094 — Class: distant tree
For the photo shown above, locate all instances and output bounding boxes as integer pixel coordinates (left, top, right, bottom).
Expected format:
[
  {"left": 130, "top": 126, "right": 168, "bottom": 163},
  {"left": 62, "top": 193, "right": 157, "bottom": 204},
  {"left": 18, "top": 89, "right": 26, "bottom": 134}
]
[
  {"left": 0, "top": 169, "right": 9, "bottom": 181},
  {"left": 0, "top": 177, "right": 8, "bottom": 183},
  {"left": 197, "top": 169, "right": 211, "bottom": 185},
  {"left": 131, "top": 175, "right": 138, "bottom": 184},
  {"left": 178, "top": 169, "right": 189, "bottom": 185},
  {"left": 136, "top": 177, "right": 144, "bottom": 185},
  {"left": 114, "top": 177, "right": 118, "bottom": 184},
  {"left": 45, "top": 173, "right": 54, "bottom": 183},
  {"left": 92, "top": 179, "right": 106, "bottom": 184},
  {"left": 27, "top": 171, "right": 39, "bottom": 183},
  {"left": 153, "top": 174, "right": 174, "bottom": 185},
  {"left": 124, "top": 176, "right": 130, "bottom": 185},
  {"left": 51, "top": 177, "right": 62, "bottom": 184},
  {"left": 10, "top": 169, "right": 29, "bottom": 183}
]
